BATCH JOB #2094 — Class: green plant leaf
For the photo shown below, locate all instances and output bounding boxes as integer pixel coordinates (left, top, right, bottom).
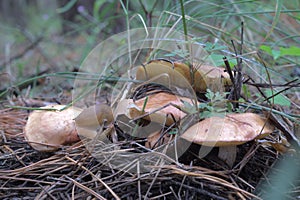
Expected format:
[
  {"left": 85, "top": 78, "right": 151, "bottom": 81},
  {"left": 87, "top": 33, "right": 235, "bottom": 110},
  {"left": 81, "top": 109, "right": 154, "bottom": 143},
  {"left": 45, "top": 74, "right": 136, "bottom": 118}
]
[
  {"left": 56, "top": 0, "right": 78, "bottom": 13},
  {"left": 271, "top": 49, "right": 281, "bottom": 60},
  {"left": 169, "top": 128, "right": 179, "bottom": 135},
  {"left": 208, "top": 54, "right": 224, "bottom": 66},
  {"left": 260, "top": 45, "right": 272, "bottom": 55},
  {"left": 181, "top": 100, "right": 197, "bottom": 114},
  {"left": 208, "top": 54, "right": 237, "bottom": 67},
  {"left": 260, "top": 45, "right": 300, "bottom": 60},
  {"left": 93, "top": 0, "right": 106, "bottom": 20},
  {"left": 280, "top": 46, "right": 300, "bottom": 56},
  {"left": 204, "top": 42, "right": 227, "bottom": 51},
  {"left": 265, "top": 89, "right": 291, "bottom": 107},
  {"left": 242, "top": 85, "right": 250, "bottom": 99}
]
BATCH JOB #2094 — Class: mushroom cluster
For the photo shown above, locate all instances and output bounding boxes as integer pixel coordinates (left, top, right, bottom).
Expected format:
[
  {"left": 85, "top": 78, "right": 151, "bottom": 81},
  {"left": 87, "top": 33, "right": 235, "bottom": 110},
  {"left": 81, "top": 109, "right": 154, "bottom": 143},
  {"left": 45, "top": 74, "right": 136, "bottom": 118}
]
[
  {"left": 116, "top": 60, "right": 275, "bottom": 167},
  {"left": 24, "top": 60, "right": 276, "bottom": 168}
]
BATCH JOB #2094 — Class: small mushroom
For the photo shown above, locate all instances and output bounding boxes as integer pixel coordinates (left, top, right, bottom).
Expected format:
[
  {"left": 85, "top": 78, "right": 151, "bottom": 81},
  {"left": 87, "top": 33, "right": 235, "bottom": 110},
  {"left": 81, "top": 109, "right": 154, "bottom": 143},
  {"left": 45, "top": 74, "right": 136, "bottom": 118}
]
[
  {"left": 181, "top": 113, "right": 274, "bottom": 167},
  {"left": 75, "top": 104, "right": 114, "bottom": 127},
  {"left": 75, "top": 104, "right": 114, "bottom": 139},
  {"left": 196, "top": 65, "right": 232, "bottom": 92},
  {"left": 24, "top": 105, "right": 83, "bottom": 152}
]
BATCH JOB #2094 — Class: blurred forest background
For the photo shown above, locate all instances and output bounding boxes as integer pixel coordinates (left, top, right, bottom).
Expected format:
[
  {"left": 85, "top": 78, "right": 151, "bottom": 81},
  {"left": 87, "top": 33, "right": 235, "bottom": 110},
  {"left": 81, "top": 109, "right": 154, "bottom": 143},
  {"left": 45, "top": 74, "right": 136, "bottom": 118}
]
[
  {"left": 1, "top": 0, "right": 299, "bottom": 79},
  {"left": 1, "top": 0, "right": 299, "bottom": 108},
  {"left": 0, "top": 1, "right": 299, "bottom": 199}
]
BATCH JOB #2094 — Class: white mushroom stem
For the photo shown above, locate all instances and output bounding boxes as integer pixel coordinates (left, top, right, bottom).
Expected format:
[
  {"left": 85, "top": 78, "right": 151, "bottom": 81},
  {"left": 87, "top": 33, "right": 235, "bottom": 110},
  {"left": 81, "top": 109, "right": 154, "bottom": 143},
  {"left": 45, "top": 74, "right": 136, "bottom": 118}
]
[{"left": 218, "top": 146, "right": 237, "bottom": 168}]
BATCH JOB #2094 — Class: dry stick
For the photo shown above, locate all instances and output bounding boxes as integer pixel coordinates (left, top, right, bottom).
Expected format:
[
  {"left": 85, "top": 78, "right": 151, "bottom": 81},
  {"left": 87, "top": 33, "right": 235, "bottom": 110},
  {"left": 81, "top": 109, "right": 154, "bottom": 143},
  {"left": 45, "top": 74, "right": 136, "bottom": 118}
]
[
  {"left": 72, "top": 184, "right": 76, "bottom": 200},
  {"left": 263, "top": 85, "right": 298, "bottom": 103},
  {"left": 158, "top": 164, "right": 229, "bottom": 177},
  {"left": 44, "top": 177, "right": 73, "bottom": 196},
  {"left": 169, "top": 167, "right": 261, "bottom": 200},
  {"left": 0, "top": 130, "right": 7, "bottom": 143},
  {"left": 223, "top": 56, "right": 236, "bottom": 111},
  {"left": 184, "top": 162, "right": 194, "bottom": 200},
  {"left": 137, "top": 161, "right": 142, "bottom": 200},
  {"left": 178, "top": 173, "right": 187, "bottom": 197},
  {"left": 170, "top": 180, "right": 227, "bottom": 200},
  {"left": 0, "top": 176, "right": 53, "bottom": 185},
  {"left": 256, "top": 52, "right": 300, "bottom": 147},
  {"left": 149, "top": 191, "right": 172, "bottom": 199},
  {"left": 268, "top": 112, "right": 300, "bottom": 148},
  {"left": 144, "top": 160, "right": 164, "bottom": 198},
  {"left": 229, "top": 22, "right": 244, "bottom": 109},
  {"left": 37, "top": 164, "right": 72, "bottom": 178},
  {"left": 65, "top": 176, "right": 106, "bottom": 200},
  {"left": 0, "top": 155, "right": 66, "bottom": 176},
  {"left": 255, "top": 53, "right": 275, "bottom": 104},
  {"left": 169, "top": 186, "right": 180, "bottom": 199},
  {"left": 65, "top": 156, "right": 121, "bottom": 200},
  {"left": 235, "top": 175, "right": 256, "bottom": 191},
  {"left": 35, "top": 184, "right": 57, "bottom": 200},
  {"left": 138, "top": 0, "right": 158, "bottom": 27},
  {"left": 3, "top": 145, "right": 26, "bottom": 167},
  {"left": 246, "top": 78, "right": 299, "bottom": 88},
  {"left": 234, "top": 143, "right": 260, "bottom": 173},
  {"left": 223, "top": 57, "right": 235, "bottom": 84},
  {"left": 243, "top": 75, "right": 270, "bottom": 102},
  {"left": 0, "top": 187, "right": 41, "bottom": 190},
  {"left": 229, "top": 175, "right": 247, "bottom": 200},
  {"left": 254, "top": 53, "right": 299, "bottom": 147},
  {"left": 35, "top": 179, "right": 65, "bottom": 200}
]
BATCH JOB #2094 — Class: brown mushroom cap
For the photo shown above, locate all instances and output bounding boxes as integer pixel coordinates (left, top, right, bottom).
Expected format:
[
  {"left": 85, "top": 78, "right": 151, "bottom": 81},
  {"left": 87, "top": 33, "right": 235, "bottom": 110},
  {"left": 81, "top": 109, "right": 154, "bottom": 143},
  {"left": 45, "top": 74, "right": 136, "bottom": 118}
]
[
  {"left": 181, "top": 113, "right": 274, "bottom": 147},
  {"left": 136, "top": 60, "right": 232, "bottom": 93},
  {"left": 126, "top": 92, "right": 196, "bottom": 125},
  {"left": 74, "top": 104, "right": 114, "bottom": 139},
  {"left": 75, "top": 104, "right": 113, "bottom": 128},
  {"left": 24, "top": 105, "right": 82, "bottom": 152},
  {"left": 136, "top": 60, "right": 207, "bottom": 92}
]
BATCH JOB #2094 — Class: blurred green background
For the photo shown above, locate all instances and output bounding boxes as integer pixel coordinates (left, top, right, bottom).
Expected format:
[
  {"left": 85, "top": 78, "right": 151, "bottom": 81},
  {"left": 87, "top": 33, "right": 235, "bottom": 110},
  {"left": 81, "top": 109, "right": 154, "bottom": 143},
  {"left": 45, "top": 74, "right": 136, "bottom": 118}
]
[
  {"left": 1, "top": 0, "right": 299, "bottom": 109},
  {"left": 1, "top": 0, "right": 299, "bottom": 74},
  {"left": 0, "top": 1, "right": 299, "bottom": 198}
]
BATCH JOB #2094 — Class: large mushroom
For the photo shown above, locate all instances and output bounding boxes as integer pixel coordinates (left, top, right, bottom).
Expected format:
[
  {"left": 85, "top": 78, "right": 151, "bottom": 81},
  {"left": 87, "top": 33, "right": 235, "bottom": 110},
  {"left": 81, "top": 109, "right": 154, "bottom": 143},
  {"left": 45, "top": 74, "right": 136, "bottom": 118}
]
[
  {"left": 181, "top": 113, "right": 275, "bottom": 167},
  {"left": 24, "top": 105, "right": 83, "bottom": 152}
]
